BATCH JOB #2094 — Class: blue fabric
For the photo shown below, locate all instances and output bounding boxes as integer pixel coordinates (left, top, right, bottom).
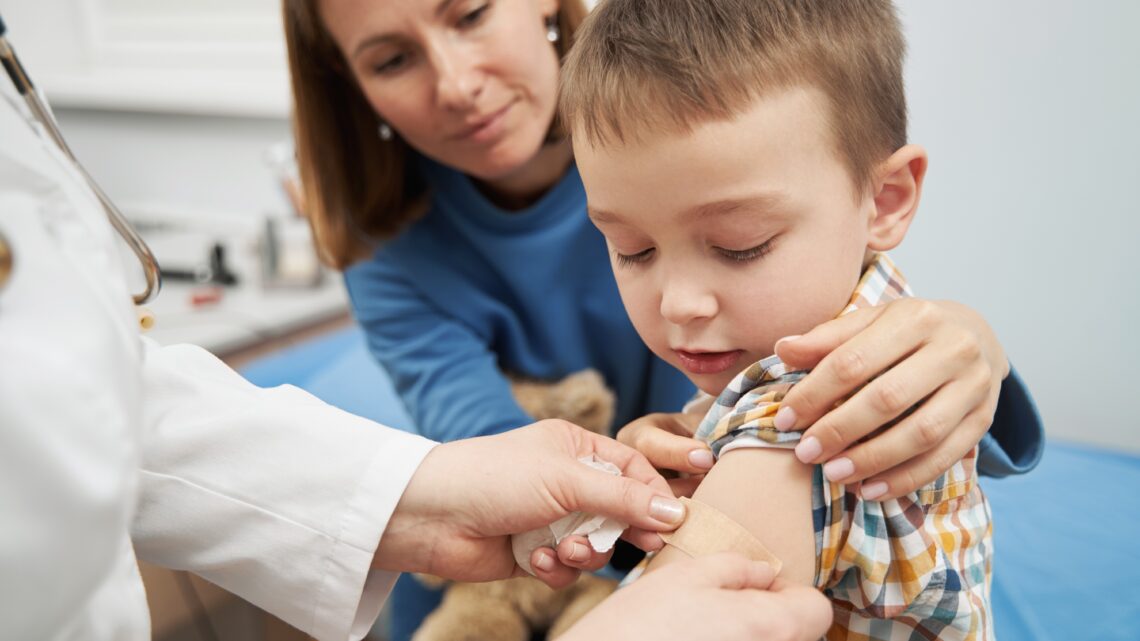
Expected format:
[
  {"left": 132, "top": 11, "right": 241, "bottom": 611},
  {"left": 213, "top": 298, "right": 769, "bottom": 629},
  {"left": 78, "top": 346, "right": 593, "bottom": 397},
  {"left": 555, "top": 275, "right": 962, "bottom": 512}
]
[
  {"left": 984, "top": 441, "right": 1140, "bottom": 641},
  {"left": 979, "top": 366, "right": 1045, "bottom": 477},
  {"left": 343, "top": 158, "right": 695, "bottom": 444}
]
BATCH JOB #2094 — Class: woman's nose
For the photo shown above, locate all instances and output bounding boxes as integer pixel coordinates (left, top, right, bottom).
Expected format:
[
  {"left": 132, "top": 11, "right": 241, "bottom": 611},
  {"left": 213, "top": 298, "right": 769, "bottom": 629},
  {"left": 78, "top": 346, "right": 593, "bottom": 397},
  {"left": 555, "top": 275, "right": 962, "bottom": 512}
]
[{"left": 434, "top": 44, "right": 482, "bottom": 110}]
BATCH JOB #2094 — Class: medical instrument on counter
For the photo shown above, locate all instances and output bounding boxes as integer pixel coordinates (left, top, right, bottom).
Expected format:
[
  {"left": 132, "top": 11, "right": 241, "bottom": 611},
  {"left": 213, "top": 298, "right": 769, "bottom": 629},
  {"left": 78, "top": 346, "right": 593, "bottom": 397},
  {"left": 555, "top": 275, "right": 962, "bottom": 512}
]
[
  {"left": 0, "top": 229, "right": 11, "bottom": 291},
  {"left": 0, "top": 12, "right": 162, "bottom": 305}
]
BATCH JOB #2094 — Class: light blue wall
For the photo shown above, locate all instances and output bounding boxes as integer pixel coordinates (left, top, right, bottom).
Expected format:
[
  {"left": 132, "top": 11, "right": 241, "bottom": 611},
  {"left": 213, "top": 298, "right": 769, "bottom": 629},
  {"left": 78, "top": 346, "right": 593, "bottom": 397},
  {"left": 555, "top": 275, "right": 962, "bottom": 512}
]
[{"left": 894, "top": 1, "right": 1140, "bottom": 451}]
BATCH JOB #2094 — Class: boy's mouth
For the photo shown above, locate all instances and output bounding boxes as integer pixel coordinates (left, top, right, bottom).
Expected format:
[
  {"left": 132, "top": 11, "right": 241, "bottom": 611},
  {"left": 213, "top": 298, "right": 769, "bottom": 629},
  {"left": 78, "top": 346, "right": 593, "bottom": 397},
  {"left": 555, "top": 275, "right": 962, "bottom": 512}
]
[{"left": 674, "top": 349, "right": 744, "bottom": 375}]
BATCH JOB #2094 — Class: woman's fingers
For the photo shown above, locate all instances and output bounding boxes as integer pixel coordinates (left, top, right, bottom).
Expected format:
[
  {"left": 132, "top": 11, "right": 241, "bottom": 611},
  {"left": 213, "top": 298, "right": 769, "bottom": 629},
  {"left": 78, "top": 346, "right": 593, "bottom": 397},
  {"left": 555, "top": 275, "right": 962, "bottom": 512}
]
[
  {"left": 848, "top": 387, "right": 998, "bottom": 497},
  {"left": 776, "top": 302, "right": 929, "bottom": 431},
  {"left": 794, "top": 329, "right": 988, "bottom": 464},
  {"left": 617, "top": 413, "right": 713, "bottom": 475}
]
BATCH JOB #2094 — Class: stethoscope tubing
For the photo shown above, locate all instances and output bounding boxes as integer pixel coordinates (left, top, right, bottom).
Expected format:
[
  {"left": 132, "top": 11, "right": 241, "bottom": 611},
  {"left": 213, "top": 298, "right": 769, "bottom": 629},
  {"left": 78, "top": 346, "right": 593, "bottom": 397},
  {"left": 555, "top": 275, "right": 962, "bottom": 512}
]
[{"left": 0, "top": 13, "right": 162, "bottom": 305}]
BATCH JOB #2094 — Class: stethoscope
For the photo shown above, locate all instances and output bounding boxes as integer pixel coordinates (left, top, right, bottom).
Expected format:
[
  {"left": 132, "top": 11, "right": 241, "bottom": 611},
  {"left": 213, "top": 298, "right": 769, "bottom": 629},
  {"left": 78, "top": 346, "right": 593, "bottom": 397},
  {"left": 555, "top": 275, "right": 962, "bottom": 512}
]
[{"left": 0, "top": 12, "right": 162, "bottom": 306}]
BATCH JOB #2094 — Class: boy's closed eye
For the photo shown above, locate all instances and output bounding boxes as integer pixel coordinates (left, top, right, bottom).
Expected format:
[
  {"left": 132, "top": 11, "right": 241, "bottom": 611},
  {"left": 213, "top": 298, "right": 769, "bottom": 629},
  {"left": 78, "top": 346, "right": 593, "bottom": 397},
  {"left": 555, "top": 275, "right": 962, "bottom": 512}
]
[{"left": 611, "top": 238, "right": 778, "bottom": 269}]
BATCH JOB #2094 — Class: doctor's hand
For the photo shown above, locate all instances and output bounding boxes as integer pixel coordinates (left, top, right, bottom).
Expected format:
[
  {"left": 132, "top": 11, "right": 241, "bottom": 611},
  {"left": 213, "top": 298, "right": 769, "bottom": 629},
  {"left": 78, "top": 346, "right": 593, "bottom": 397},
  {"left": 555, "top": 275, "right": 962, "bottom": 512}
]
[
  {"left": 775, "top": 298, "right": 1008, "bottom": 500},
  {"left": 560, "top": 554, "right": 832, "bottom": 641},
  {"left": 372, "top": 420, "right": 685, "bottom": 589}
]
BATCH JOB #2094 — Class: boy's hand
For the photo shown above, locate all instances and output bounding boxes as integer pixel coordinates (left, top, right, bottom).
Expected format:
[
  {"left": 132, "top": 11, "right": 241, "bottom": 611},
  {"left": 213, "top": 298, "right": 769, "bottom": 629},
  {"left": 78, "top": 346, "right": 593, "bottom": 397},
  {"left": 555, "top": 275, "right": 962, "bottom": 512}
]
[
  {"left": 617, "top": 412, "right": 711, "bottom": 498},
  {"left": 774, "top": 298, "right": 1007, "bottom": 500}
]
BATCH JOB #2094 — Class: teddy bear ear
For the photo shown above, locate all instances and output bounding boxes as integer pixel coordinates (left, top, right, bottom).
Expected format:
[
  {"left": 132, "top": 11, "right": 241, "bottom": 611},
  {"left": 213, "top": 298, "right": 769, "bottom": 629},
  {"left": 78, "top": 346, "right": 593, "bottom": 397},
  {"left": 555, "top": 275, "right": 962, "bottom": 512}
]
[{"left": 413, "top": 573, "right": 451, "bottom": 589}]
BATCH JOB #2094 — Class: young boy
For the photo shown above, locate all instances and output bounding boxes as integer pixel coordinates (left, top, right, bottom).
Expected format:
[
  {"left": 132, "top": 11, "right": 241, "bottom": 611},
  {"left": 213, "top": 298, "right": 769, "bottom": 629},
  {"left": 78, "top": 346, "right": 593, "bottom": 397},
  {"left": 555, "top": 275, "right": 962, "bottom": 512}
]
[{"left": 560, "top": 0, "right": 993, "bottom": 639}]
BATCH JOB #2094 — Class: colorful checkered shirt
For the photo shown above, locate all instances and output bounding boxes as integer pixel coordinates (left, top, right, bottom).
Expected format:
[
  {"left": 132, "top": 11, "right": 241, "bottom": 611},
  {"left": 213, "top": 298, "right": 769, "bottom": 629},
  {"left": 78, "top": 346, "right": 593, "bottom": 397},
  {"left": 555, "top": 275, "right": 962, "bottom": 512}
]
[{"left": 694, "top": 253, "right": 995, "bottom": 640}]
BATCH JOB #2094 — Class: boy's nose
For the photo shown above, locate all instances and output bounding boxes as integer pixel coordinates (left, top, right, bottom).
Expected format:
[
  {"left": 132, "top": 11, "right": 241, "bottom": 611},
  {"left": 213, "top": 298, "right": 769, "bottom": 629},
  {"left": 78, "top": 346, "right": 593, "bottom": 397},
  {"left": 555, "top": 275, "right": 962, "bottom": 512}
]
[{"left": 659, "top": 277, "right": 718, "bottom": 326}]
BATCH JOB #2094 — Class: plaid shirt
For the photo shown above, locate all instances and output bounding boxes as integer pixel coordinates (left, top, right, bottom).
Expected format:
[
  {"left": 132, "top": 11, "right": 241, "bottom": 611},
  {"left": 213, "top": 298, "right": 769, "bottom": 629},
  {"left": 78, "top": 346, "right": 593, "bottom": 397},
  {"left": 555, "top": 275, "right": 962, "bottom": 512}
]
[{"left": 694, "top": 254, "right": 994, "bottom": 640}]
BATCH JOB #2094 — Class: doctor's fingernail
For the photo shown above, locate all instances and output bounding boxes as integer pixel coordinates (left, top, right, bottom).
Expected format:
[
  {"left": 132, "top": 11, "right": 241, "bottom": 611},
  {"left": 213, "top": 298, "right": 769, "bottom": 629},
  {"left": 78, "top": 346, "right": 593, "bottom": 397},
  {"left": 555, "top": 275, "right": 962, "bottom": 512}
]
[
  {"left": 569, "top": 543, "right": 590, "bottom": 563},
  {"left": 861, "top": 482, "right": 888, "bottom": 500},
  {"left": 774, "top": 406, "right": 797, "bottom": 431},
  {"left": 650, "top": 496, "right": 686, "bottom": 525},
  {"left": 795, "top": 436, "right": 822, "bottom": 463},
  {"left": 533, "top": 551, "right": 555, "bottom": 573},
  {"left": 688, "top": 449, "right": 715, "bottom": 469},
  {"left": 823, "top": 457, "right": 854, "bottom": 481}
]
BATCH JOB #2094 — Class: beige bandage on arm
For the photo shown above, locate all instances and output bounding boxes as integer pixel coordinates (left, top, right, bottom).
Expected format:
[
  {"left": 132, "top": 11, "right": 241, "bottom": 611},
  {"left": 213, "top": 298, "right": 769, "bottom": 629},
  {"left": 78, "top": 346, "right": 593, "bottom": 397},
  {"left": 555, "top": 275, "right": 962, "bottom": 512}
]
[{"left": 658, "top": 497, "right": 783, "bottom": 574}]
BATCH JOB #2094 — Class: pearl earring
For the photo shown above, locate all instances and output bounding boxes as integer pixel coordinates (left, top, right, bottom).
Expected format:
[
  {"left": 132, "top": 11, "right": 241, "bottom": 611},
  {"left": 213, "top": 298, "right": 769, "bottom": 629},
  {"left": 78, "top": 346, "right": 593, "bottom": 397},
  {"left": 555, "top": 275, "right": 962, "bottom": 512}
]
[
  {"left": 546, "top": 17, "right": 560, "bottom": 44},
  {"left": 378, "top": 122, "right": 393, "bottom": 141}
]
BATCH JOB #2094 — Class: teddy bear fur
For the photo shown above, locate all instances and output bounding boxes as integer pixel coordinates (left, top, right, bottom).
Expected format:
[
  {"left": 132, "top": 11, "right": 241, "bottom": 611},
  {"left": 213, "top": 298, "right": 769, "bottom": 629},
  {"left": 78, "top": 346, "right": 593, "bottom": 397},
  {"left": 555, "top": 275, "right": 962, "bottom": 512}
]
[{"left": 410, "top": 369, "right": 620, "bottom": 641}]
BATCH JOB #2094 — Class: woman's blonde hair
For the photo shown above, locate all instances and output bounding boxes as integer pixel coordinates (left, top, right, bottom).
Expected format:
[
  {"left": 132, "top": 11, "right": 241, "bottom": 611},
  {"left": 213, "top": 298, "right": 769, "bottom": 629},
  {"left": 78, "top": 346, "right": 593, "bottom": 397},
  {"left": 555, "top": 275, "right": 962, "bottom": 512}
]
[{"left": 283, "top": 0, "right": 590, "bottom": 269}]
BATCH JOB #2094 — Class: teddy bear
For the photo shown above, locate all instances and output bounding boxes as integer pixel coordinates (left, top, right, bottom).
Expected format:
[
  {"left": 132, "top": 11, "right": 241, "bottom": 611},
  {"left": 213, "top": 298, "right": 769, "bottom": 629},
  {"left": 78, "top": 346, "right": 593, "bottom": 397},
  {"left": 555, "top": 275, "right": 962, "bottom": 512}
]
[{"left": 410, "top": 369, "right": 621, "bottom": 641}]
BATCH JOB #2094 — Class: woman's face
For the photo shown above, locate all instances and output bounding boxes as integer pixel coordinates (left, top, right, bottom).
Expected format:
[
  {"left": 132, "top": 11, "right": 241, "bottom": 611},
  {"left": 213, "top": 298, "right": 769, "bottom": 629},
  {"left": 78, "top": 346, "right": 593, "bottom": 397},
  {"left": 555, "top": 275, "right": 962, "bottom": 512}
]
[{"left": 320, "top": 0, "right": 562, "bottom": 182}]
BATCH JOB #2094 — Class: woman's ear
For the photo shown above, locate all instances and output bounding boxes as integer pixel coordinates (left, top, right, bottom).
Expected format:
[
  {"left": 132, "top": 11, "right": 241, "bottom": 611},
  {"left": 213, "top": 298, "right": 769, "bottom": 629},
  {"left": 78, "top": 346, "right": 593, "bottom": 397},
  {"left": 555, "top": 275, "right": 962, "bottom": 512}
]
[
  {"left": 540, "top": 0, "right": 561, "bottom": 20},
  {"left": 867, "top": 144, "right": 928, "bottom": 251}
]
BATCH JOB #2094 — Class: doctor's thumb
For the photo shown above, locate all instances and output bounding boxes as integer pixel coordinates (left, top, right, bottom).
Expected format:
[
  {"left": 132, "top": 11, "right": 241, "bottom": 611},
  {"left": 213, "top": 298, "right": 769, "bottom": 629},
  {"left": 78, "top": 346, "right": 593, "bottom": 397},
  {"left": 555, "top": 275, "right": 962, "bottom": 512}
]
[{"left": 569, "top": 473, "right": 687, "bottom": 531}]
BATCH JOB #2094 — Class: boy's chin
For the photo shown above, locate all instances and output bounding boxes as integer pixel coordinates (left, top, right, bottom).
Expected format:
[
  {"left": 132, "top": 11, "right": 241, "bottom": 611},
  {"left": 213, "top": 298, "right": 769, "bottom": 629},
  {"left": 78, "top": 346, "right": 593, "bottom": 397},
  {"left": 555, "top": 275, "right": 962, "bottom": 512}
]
[{"left": 692, "top": 375, "right": 733, "bottom": 397}]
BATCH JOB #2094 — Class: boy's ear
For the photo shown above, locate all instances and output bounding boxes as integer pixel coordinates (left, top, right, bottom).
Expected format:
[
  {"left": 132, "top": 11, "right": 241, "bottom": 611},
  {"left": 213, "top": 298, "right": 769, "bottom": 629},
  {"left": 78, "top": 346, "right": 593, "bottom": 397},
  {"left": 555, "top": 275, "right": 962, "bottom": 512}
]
[{"left": 867, "top": 144, "right": 928, "bottom": 251}]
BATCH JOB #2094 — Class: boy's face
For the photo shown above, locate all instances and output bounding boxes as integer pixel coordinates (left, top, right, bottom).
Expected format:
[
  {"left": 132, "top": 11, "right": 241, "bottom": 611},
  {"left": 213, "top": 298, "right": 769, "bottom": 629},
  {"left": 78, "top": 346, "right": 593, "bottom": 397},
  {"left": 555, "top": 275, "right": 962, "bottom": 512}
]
[{"left": 577, "top": 87, "right": 879, "bottom": 395}]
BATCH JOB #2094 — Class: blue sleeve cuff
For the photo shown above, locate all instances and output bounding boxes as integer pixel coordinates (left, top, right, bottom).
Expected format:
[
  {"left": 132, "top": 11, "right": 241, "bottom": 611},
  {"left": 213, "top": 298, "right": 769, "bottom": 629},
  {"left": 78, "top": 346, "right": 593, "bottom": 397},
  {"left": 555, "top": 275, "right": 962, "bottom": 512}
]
[{"left": 977, "top": 365, "right": 1045, "bottom": 478}]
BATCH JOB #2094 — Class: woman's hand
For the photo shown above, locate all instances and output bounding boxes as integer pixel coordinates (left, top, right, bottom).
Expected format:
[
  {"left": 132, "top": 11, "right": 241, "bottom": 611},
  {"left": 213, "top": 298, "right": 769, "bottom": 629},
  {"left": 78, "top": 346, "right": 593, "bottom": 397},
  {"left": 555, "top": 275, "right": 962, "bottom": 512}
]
[
  {"left": 372, "top": 420, "right": 687, "bottom": 589},
  {"left": 775, "top": 298, "right": 1008, "bottom": 500},
  {"left": 559, "top": 553, "right": 832, "bottom": 641},
  {"left": 616, "top": 412, "right": 713, "bottom": 498}
]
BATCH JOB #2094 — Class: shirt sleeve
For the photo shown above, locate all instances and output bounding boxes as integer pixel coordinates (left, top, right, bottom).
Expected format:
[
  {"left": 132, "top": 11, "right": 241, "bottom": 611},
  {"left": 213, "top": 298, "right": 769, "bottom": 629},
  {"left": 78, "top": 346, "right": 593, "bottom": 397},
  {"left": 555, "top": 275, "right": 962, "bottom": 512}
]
[
  {"left": 344, "top": 256, "right": 534, "bottom": 442},
  {"left": 977, "top": 365, "right": 1045, "bottom": 478},
  {"left": 133, "top": 338, "right": 437, "bottom": 641}
]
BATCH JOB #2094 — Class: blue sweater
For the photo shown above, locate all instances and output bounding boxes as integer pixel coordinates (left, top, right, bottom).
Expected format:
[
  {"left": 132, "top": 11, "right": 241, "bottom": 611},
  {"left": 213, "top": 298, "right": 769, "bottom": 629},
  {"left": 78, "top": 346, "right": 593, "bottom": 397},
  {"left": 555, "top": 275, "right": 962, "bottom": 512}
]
[{"left": 344, "top": 158, "right": 1043, "bottom": 476}]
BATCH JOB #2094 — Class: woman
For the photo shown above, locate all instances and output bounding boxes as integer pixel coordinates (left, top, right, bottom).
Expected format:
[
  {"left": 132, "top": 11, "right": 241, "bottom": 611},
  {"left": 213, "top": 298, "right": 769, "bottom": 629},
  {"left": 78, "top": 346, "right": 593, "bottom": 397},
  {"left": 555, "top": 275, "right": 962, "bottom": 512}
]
[{"left": 282, "top": 0, "right": 1042, "bottom": 638}]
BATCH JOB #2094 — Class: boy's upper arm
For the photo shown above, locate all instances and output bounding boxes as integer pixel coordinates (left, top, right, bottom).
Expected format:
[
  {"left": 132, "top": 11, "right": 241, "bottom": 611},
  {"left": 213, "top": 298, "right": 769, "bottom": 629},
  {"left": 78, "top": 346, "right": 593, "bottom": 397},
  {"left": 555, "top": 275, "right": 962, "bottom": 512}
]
[{"left": 650, "top": 447, "right": 817, "bottom": 586}]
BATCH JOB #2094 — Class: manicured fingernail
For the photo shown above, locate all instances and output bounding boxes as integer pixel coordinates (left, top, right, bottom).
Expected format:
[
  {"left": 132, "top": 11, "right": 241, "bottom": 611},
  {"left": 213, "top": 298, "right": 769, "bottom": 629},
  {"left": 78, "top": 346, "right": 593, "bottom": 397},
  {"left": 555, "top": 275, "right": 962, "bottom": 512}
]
[
  {"left": 650, "top": 496, "right": 686, "bottom": 525},
  {"left": 688, "top": 448, "right": 715, "bottom": 469},
  {"left": 569, "top": 542, "right": 590, "bottom": 562},
  {"left": 794, "top": 436, "right": 822, "bottom": 463},
  {"left": 774, "top": 406, "right": 797, "bottom": 431},
  {"left": 861, "top": 481, "right": 888, "bottom": 500},
  {"left": 823, "top": 457, "right": 854, "bottom": 481},
  {"left": 533, "top": 551, "right": 555, "bottom": 573}
]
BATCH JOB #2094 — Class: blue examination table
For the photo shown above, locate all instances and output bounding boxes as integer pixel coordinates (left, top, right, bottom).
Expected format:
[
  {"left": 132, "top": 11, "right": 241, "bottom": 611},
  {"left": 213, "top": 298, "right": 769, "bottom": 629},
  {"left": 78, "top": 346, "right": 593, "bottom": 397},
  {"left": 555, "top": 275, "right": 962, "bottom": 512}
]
[{"left": 241, "top": 326, "right": 1140, "bottom": 641}]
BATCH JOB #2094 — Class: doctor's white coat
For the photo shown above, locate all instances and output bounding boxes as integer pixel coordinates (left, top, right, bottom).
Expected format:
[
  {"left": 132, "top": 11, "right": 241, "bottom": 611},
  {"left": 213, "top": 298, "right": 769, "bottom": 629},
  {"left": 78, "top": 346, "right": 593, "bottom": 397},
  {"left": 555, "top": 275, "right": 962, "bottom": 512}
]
[{"left": 0, "top": 83, "right": 436, "bottom": 640}]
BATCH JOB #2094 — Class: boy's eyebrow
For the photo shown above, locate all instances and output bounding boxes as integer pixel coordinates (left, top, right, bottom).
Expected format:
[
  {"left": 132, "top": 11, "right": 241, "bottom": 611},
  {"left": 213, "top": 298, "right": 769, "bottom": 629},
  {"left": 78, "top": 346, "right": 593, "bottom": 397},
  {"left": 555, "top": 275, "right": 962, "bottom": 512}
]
[
  {"left": 588, "top": 194, "right": 790, "bottom": 224},
  {"left": 684, "top": 194, "right": 790, "bottom": 221}
]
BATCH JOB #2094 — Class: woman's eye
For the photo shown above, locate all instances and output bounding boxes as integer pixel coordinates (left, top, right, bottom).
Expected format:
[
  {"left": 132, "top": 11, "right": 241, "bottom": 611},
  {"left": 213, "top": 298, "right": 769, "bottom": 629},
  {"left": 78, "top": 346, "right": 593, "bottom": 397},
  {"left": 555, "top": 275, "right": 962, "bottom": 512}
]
[
  {"left": 457, "top": 3, "right": 490, "bottom": 28},
  {"left": 373, "top": 52, "right": 409, "bottom": 75},
  {"left": 614, "top": 248, "right": 655, "bottom": 268},
  {"left": 716, "top": 239, "right": 774, "bottom": 263}
]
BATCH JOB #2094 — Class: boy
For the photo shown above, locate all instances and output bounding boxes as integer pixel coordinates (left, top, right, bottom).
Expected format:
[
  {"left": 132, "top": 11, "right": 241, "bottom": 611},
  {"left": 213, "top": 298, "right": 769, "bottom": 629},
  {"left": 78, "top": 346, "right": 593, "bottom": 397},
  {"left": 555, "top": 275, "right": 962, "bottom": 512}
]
[{"left": 560, "top": 0, "right": 993, "bottom": 639}]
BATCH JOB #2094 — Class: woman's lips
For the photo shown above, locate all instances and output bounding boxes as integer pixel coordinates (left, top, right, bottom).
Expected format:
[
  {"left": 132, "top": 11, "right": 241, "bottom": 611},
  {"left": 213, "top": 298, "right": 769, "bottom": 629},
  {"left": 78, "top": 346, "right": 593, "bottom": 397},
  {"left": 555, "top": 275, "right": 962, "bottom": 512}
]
[
  {"left": 454, "top": 101, "right": 514, "bottom": 143},
  {"left": 674, "top": 350, "right": 744, "bottom": 375}
]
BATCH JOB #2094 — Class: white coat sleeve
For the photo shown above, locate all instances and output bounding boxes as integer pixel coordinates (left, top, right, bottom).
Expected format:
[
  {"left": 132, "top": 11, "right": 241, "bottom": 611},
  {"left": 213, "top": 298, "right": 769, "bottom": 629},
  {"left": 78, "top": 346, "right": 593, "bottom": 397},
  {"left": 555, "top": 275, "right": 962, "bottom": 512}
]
[{"left": 132, "top": 337, "right": 437, "bottom": 641}]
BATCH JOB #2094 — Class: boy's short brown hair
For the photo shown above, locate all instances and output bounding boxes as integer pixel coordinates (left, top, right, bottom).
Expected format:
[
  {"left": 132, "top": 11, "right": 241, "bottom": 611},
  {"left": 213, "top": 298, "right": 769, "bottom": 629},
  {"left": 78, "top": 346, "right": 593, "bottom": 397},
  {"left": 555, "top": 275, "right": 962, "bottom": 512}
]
[{"left": 560, "top": 0, "right": 907, "bottom": 195}]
